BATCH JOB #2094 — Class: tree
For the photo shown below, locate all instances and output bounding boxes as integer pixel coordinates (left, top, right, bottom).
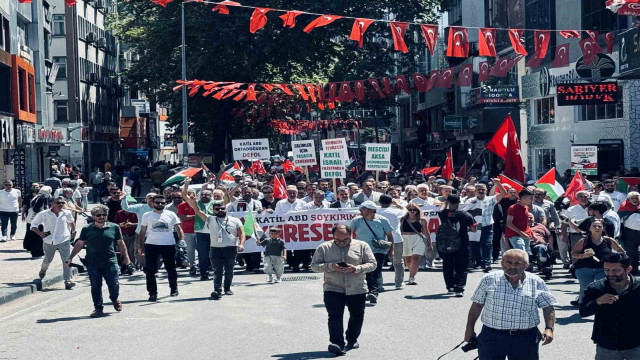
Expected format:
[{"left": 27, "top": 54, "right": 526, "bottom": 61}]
[{"left": 109, "top": 0, "right": 441, "bottom": 165}]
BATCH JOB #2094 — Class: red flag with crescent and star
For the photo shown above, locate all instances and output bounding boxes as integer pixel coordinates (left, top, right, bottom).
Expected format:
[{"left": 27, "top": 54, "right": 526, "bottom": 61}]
[
  {"left": 303, "top": 15, "right": 343, "bottom": 33},
  {"left": 420, "top": 25, "right": 438, "bottom": 55},
  {"left": 508, "top": 29, "right": 528, "bottom": 55},
  {"left": 349, "top": 19, "right": 375, "bottom": 48},
  {"left": 478, "top": 61, "right": 490, "bottom": 82},
  {"left": 478, "top": 28, "right": 497, "bottom": 57},
  {"left": 436, "top": 68, "right": 455, "bottom": 88},
  {"left": 446, "top": 26, "right": 469, "bottom": 58},
  {"left": 603, "top": 32, "right": 615, "bottom": 54},
  {"left": 489, "top": 56, "right": 513, "bottom": 77},
  {"left": 249, "top": 8, "right": 272, "bottom": 34},
  {"left": 580, "top": 38, "right": 603, "bottom": 65},
  {"left": 354, "top": 80, "right": 366, "bottom": 101},
  {"left": 534, "top": 30, "right": 550, "bottom": 59},
  {"left": 559, "top": 30, "right": 580, "bottom": 39},
  {"left": 426, "top": 70, "right": 439, "bottom": 91},
  {"left": 279, "top": 11, "right": 303, "bottom": 28},
  {"left": 412, "top": 73, "right": 429, "bottom": 92},
  {"left": 390, "top": 22, "right": 410, "bottom": 53},
  {"left": 552, "top": 43, "right": 571, "bottom": 68},
  {"left": 394, "top": 75, "right": 411, "bottom": 95},
  {"left": 368, "top": 79, "right": 385, "bottom": 98},
  {"left": 457, "top": 64, "right": 473, "bottom": 87}
]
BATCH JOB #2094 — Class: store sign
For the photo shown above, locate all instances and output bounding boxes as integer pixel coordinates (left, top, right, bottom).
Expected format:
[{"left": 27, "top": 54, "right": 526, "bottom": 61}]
[
  {"left": 444, "top": 116, "right": 463, "bottom": 130},
  {"left": 556, "top": 82, "right": 619, "bottom": 106},
  {"left": 571, "top": 145, "right": 598, "bottom": 175},
  {"left": 620, "top": 27, "right": 640, "bottom": 75},
  {"left": 576, "top": 54, "right": 616, "bottom": 80},
  {"left": 468, "top": 86, "right": 520, "bottom": 106},
  {"left": 521, "top": 68, "right": 551, "bottom": 99},
  {"left": 35, "top": 126, "right": 66, "bottom": 143},
  {"left": 616, "top": 2, "right": 640, "bottom": 16}
]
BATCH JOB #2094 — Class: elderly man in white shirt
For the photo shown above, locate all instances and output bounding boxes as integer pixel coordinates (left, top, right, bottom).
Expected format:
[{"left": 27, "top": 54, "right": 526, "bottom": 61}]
[
  {"left": 30, "top": 196, "right": 76, "bottom": 290},
  {"left": 275, "top": 186, "right": 306, "bottom": 213},
  {"left": 410, "top": 183, "right": 434, "bottom": 206},
  {"left": 303, "top": 191, "right": 331, "bottom": 210}
]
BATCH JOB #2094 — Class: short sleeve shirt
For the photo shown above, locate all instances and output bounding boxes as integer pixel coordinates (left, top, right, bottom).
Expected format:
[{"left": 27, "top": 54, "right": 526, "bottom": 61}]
[
  {"left": 177, "top": 202, "right": 195, "bottom": 233},
  {"left": 349, "top": 215, "right": 392, "bottom": 254},
  {"left": 206, "top": 215, "right": 244, "bottom": 248},
  {"left": 504, "top": 203, "right": 531, "bottom": 239},
  {"left": 79, "top": 222, "right": 122, "bottom": 265},
  {"left": 471, "top": 271, "right": 557, "bottom": 330},
  {"left": 0, "top": 189, "right": 21, "bottom": 212},
  {"left": 141, "top": 210, "right": 181, "bottom": 245}
]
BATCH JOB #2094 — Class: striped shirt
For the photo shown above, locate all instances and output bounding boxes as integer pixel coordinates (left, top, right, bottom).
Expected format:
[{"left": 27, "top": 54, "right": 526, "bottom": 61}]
[{"left": 471, "top": 271, "right": 557, "bottom": 330}]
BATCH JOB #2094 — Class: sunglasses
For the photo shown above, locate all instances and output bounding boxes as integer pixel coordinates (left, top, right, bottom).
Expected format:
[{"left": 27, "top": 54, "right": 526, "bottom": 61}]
[
  {"left": 154, "top": 202, "right": 166, "bottom": 205},
  {"left": 94, "top": 213, "right": 107, "bottom": 217},
  {"left": 592, "top": 225, "right": 603, "bottom": 229},
  {"left": 55, "top": 202, "right": 66, "bottom": 205}
]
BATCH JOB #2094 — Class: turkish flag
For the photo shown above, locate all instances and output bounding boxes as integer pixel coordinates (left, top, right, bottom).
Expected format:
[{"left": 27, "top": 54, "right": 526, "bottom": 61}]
[
  {"left": 478, "top": 61, "right": 490, "bottom": 82},
  {"left": 489, "top": 56, "right": 513, "bottom": 78},
  {"left": 280, "top": 11, "right": 303, "bottom": 28},
  {"left": 395, "top": 75, "right": 411, "bottom": 95},
  {"left": 436, "top": 67, "right": 455, "bottom": 88},
  {"left": 580, "top": 38, "right": 602, "bottom": 65},
  {"left": 534, "top": 30, "right": 551, "bottom": 59},
  {"left": 316, "top": 84, "right": 325, "bottom": 102},
  {"left": 586, "top": 30, "right": 599, "bottom": 42},
  {"left": 503, "top": 116, "right": 525, "bottom": 184},
  {"left": 446, "top": 26, "right": 469, "bottom": 58},
  {"left": 272, "top": 175, "right": 286, "bottom": 199},
  {"left": 261, "top": 84, "right": 274, "bottom": 92},
  {"left": 559, "top": 30, "right": 580, "bottom": 39},
  {"left": 478, "top": 28, "right": 497, "bottom": 57},
  {"left": 508, "top": 29, "right": 528, "bottom": 55},
  {"left": 368, "top": 79, "right": 385, "bottom": 98},
  {"left": 426, "top": 70, "right": 439, "bottom": 91},
  {"left": 552, "top": 43, "right": 570, "bottom": 68},
  {"left": 349, "top": 19, "right": 375, "bottom": 48},
  {"left": 457, "top": 64, "right": 473, "bottom": 87},
  {"left": 421, "top": 166, "right": 441, "bottom": 176},
  {"left": 274, "top": 84, "right": 293, "bottom": 96},
  {"left": 328, "top": 83, "right": 337, "bottom": 101},
  {"left": 412, "top": 73, "right": 429, "bottom": 92},
  {"left": 498, "top": 174, "right": 524, "bottom": 193},
  {"left": 303, "top": 15, "right": 343, "bottom": 33},
  {"left": 564, "top": 172, "right": 586, "bottom": 205},
  {"left": 293, "top": 84, "right": 309, "bottom": 101},
  {"left": 249, "top": 8, "right": 272, "bottom": 34},
  {"left": 486, "top": 113, "right": 515, "bottom": 159},
  {"left": 441, "top": 149, "right": 454, "bottom": 180},
  {"left": 456, "top": 161, "right": 468, "bottom": 178},
  {"left": 381, "top": 77, "right": 393, "bottom": 96},
  {"left": 420, "top": 25, "right": 438, "bottom": 55},
  {"left": 339, "top": 82, "right": 354, "bottom": 102},
  {"left": 232, "top": 91, "right": 246, "bottom": 101},
  {"left": 250, "top": 160, "right": 267, "bottom": 175},
  {"left": 526, "top": 55, "right": 544, "bottom": 68},
  {"left": 353, "top": 80, "right": 366, "bottom": 101},
  {"left": 246, "top": 84, "right": 257, "bottom": 101},
  {"left": 390, "top": 22, "right": 410, "bottom": 53},
  {"left": 305, "top": 84, "right": 317, "bottom": 102},
  {"left": 603, "top": 32, "right": 615, "bottom": 54},
  {"left": 211, "top": 0, "right": 240, "bottom": 14}
]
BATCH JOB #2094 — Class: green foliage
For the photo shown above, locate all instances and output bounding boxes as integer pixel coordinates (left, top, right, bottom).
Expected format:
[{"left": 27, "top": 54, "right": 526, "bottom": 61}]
[{"left": 109, "top": 0, "right": 441, "bottom": 162}]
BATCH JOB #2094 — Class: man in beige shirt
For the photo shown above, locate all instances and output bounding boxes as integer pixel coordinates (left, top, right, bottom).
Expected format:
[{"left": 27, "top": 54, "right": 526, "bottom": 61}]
[{"left": 311, "top": 224, "right": 376, "bottom": 356}]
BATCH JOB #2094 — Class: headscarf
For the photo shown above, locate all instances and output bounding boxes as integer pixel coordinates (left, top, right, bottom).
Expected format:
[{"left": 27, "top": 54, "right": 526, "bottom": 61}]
[{"left": 38, "top": 186, "right": 52, "bottom": 198}]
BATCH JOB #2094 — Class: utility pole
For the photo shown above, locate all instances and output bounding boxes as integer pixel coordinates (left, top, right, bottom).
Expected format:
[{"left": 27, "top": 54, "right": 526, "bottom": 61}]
[{"left": 181, "top": 1, "right": 188, "bottom": 165}]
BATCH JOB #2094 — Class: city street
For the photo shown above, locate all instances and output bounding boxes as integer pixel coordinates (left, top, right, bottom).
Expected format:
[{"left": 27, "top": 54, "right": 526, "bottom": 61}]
[{"left": 0, "top": 260, "right": 596, "bottom": 359}]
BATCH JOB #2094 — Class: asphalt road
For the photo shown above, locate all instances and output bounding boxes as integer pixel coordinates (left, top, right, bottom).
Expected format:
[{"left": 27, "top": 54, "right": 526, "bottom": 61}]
[{"left": 0, "top": 262, "right": 596, "bottom": 360}]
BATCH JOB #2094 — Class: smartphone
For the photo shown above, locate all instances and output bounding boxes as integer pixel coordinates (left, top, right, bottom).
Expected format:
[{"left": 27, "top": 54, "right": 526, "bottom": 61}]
[{"left": 337, "top": 262, "right": 349, "bottom": 267}]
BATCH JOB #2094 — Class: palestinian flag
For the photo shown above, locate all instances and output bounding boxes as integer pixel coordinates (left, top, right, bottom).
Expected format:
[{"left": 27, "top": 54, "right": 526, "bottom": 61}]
[
  {"left": 535, "top": 168, "right": 565, "bottom": 201},
  {"left": 161, "top": 167, "right": 203, "bottom": 187},
  {"left": 617, "top": 177, "right": 640, "bottom": 193}
]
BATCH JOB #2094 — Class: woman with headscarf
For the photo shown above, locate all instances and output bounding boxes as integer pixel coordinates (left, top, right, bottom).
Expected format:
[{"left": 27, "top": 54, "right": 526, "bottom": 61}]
[{"left": 24, "top": 186, "right": 52, "bottom": 258}]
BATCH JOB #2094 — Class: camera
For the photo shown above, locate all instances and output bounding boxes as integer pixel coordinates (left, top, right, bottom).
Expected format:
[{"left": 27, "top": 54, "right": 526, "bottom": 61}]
[{"left": 461, "top": 336, "right": 478, "bottom": 352}]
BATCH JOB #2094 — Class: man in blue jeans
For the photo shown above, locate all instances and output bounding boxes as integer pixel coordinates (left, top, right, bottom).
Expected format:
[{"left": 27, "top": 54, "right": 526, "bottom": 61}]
[
  {"left": 182, "top": 178, "right": 215, "bottom": 280},
  {"left": 505, "top": 189, "right": 535, "bottom": 255},
  {"left": 67, "top": 204, "right": 131, "bottom": 318},
  {"left": 186, "top": 195, "right": 245, "bottom": 300}
]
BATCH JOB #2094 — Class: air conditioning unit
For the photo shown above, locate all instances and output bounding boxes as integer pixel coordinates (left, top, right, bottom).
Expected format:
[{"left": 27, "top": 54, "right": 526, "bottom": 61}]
[
  {"left": 96, "top": 37, "right": 107, "bottom": 49},
  {"left": 86, "top": 32, "right": 97, "bottom": 43},
  {"left": 88, "top": 72, "right": 99, "bottom": 84}
]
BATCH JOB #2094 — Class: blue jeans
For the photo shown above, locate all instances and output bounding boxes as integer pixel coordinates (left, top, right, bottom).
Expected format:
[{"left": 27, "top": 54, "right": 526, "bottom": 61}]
[
  {"left": 0, "top": 211, "right": 18, "bottom": 237},
  {"left": 596, "top": 345, "right": 640, "bottom": 360},
  {"left": 196, "top": 232, "right": 211, "bottom": 275},
  {"left": 86, "top": 263, "right": 120, "bottom": 310},
  {"left": 209, "top": 246, "right": 237, "bottom": 292},
  {"left": 479, "top": 225, "right": 493, "bottom": 266},
  {"left": 365, "top": 253, "right": 386, "bottom": 296},
  {"left": 509, "top": 236, "right": 532, "bottom": 254},
  {"left": 576, "top": 267, "right": 605, "bottom": 303}
]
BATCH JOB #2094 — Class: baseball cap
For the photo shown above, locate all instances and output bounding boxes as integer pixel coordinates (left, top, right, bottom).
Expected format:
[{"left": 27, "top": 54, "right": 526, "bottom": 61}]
[{"left": 359, "top": 201, "right": 378, "bottom": 210}]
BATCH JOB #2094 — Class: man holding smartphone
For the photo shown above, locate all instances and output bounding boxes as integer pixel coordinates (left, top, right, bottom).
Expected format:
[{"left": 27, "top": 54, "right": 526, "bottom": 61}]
[{"left": 311, "top": 224, "right": 377, "bottom": 356}]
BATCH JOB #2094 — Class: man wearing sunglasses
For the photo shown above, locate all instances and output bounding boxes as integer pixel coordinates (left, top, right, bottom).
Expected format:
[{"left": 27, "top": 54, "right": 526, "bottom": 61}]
[
  {"left": 31, "top": 196, "right": 76, "bottom": 290},
  {"left": 67, "top": 205, "right": 131, "bottom": 317},
  {"left": 185, "top": 195, "right": 245, "bottom": 300},
  {"left": 138, "top": 195, "right": 184, "bottom": 301}
]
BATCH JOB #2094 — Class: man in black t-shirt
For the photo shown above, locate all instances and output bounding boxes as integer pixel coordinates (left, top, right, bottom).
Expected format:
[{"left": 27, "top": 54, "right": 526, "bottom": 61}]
[
  {"left": 572, "top": 202, "right": 616, "bottom": 238},
  {"left": 67, "top": 204, "right": 130, "bottom": 318},
  {"left": 438, "top": 195, "right": 476, "bottom": 297}
]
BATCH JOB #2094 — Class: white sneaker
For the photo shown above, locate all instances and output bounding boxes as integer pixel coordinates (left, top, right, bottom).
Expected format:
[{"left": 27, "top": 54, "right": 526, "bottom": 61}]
[
  {"left": 267, "top": 275, "right": 273, "bottom": 283},
  {"left": 10, "top": 235, "right": 15, "bottom": 241},
  {"left": 0, "top": 236, "right": 5, "bottom": 243},
  {"left": 275, "top": 278, "right": 281, "bottom": 283}
]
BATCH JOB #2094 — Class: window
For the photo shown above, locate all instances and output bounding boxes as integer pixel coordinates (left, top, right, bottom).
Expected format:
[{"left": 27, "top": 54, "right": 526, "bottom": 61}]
[
  {"left": 0, "top": 15, "right": 7, "bottom": 51},
  {"left": 53, "top": 15, "right": 65, "bottom": 36},
  {"left": 55, "top": 101, "right": 68, "bottom": 122},
  {"left": 53, "top": 57, "right": 67, "bottom": 79},
  {"left": 525, "top": 0, "right": 556, "bottom": 59},
  {"left": 582, "top": 0, "right": 626, "bottom": 31},
  {"left": 534, "top": 97, "right": 555, "bottom": 124},
  {"left": 580, "top": 100, "right": 623, "bottom": 121},
  {"left": 536, "top": 148, "right": 556, "bottom": 178}
]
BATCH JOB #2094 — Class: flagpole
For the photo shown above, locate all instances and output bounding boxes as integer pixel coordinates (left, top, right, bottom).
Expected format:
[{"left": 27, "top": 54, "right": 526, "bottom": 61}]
[
  {"left": 304, "top": 166, "right": 310, "bottom": 182},
  {"left": 467, "top": 148, "right": 488, "bottom": 177}
]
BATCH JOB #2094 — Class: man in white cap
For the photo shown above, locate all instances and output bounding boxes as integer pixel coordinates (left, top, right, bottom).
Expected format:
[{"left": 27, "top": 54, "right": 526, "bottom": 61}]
[{"left": 349, "top": 201, "right": 393, "bottom": 304}]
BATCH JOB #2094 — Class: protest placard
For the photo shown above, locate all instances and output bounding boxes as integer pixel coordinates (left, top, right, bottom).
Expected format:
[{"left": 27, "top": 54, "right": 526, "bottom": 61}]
[
  {"left": 291, "top": 140, "right": 317, "bottom": 166},
  {"left": 365, "top": 143, "right": 391, "bottom": 171},
  {"left": 232, "top": 138, "right": 270, "bottom": 160},
  {"left": 320, "top": 150, "right": 347, "bottom": 179}
]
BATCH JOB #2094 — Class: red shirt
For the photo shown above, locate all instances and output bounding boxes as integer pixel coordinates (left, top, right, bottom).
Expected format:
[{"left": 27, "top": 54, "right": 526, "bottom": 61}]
[
  {"left": 177, "top": 202, "right": 195, "bottom": 233},
  {"left": 113, "top": 210, "right": 138, "bottom": 236},
  {"left": 504, "top": 203, "right": 532, "bottom": 239}
]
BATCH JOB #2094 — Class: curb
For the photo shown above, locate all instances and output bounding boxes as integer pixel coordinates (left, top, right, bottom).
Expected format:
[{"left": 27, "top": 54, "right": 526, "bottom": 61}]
[{"left": 0, "top": 267, "right": 79, "bottom": 306}]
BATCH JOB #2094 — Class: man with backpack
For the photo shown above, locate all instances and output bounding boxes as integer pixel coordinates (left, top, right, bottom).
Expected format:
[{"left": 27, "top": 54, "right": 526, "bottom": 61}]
[{"left": 437, "top": 194, "right": 476, "bottom": 297}]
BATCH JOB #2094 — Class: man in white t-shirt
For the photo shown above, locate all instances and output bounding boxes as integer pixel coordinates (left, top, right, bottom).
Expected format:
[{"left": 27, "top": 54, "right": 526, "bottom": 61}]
[
  {"left": 186, "top": 197, "right": 245, "bottom": 300},
  {"left": 275, "top": 186, "right": 306, "bottom": 213},
  {"left": 377, "top": 194, "right": 407, "bottom": 289},
  {"left": 138, "top": 195, "right": 184, "bottom": 302},
  {"left": 603, "top": 179, "right": 626, "bottom": 211},
  {"left": 410, "top": 184, "right": 434, "bottom": 206},
  {"left": 0, "top": 180, "right": 22, "bottom": 241},
  {"left": 303, "top": 190, "right": 330, "bottom": 209},
  {"left": 560, "top": 190, "right": 590, "bottom": 267}
]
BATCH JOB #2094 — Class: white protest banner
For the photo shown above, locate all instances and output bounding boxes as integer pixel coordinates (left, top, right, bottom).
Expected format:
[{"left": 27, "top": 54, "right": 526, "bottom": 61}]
[
  {"left": 230, "top": 206, "right": 443, "bottom": 253},
  {"left": 232, "top": 138, "right": 270, "bottom": 160},
  {"left": 365, "top": 143, "right": 391, "bottom": 171},
  {"left": 571, "top": 145, "right": 598, "bottom": 175},
  {"left": 291, "top": 140, "right": 317, "bottom": 166},
  {"left": 321, "top": 138, "right": 349, "bottom": 162},
  {"left": 320, "top": 150, "right": 347, "bottom": 179}
]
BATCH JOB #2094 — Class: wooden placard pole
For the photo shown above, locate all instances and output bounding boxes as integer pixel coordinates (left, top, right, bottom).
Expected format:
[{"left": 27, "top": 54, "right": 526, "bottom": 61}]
[{"left": 305, "top": 166, "right": 310, "bottom": 182}]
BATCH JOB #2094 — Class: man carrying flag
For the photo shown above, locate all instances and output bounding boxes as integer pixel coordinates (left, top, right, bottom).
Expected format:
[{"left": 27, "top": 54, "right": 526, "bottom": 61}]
[{"left": 486, "top": 114, "right": 525, "bottom": 184}]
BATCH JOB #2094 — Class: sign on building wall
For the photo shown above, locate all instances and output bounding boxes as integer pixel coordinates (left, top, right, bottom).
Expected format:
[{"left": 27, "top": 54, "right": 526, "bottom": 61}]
[
  {"left": 35, "top": 126, "right": 66, "bottom": 144},
  {"left": 556, "top": 82, "right": 619, "bottom": 106},
  {"left": 571, "top": 145, "right": 598, "bottom": 175},
  {"left": 620, "top": 27, "right": 640, "bottom": 76}
]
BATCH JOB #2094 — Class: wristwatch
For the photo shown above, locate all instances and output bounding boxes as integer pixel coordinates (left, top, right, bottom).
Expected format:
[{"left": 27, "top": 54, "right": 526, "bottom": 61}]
[{"left": 545, "top": 326, "right": 554, "bottom": 331}]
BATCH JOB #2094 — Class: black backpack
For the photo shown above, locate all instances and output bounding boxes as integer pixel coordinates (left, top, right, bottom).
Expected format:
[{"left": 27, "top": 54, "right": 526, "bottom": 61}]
[{"left": 436, "top": 213, "right": 462, "bottom": 254}]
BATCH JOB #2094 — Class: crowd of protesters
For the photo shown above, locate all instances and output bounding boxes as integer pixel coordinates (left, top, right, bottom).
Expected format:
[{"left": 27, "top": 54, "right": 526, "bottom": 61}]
[{"left": 2, "top": 158, "right": 640, "bottom": 358}]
